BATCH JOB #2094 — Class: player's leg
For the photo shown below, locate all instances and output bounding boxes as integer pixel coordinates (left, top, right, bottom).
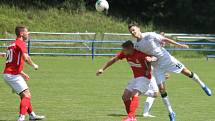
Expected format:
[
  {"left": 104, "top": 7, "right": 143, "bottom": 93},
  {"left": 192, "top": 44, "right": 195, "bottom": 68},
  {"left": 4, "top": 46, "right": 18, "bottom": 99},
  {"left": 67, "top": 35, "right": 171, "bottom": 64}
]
[
  {"left": 18, "top": 86, "right": 45, "bottom": 120},
  {"left": 3, "top": 74, "right": 45, "bottom": 121},
  {"left": 167, "top": 55, "right": 212, "bottom": 96},
  {"left": 153, "top": 68, "right": 176, "bottom": 121},
  {"left": 143, "top": 76, "right": 159, "bottom": 117},
  {"left": 19, "top": 89, "right": 45, "bottom": 120},
  {"left": 143, "top": 97, "right": 155, "bottom": 117},
  {"left": 181, "top": 67, "right": 212, "bottom": 96},
  {"left": 3, "top": 74, "right": 29, "bottom": 121},
  {"left": 159, "top": 83, "right": 176, "bottom": 121},
  {"left": 123, "top": 77, "right": 150, "bottom": 121},
  {"left": 122, "top": 89, "right": 132, "bottom": 114},
  {"left": 122, "top": 89, "right": 140, "bottom": 121},
  {"left": 19, "top": 89, "right": 32, "bottom": 121},
  {"left": 128, "top": 89, "right": 141, "bottom": 117}
]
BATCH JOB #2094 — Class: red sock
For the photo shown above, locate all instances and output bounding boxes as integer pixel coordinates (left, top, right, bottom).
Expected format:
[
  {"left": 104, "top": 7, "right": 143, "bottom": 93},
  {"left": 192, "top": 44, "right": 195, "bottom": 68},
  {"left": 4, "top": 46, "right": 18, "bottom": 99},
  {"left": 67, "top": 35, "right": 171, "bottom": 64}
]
[
  {"left": 123, "top": 100, "right": 131, "bottom": 114},
  {"left": 27, "top": 102, "right": 33, "bottom": 114},
  {"left": 128, "top": 96, "right": 139, "bottom": 117},
  {"left": 19, "top": 97, "right": 31, "bottom": 115}
]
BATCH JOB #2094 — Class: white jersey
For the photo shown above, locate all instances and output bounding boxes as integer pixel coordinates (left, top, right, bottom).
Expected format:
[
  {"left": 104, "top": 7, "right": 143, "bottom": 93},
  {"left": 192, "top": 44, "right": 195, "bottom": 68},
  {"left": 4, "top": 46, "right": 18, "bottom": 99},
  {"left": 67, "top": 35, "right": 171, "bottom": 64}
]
[
  {"left": 134, "top": 32, "right": 169, "bottom": 58},
  {"left": 135, "top": 32, "right": 185, "bottom": 83},
  {"left": 134, "top": 32, "right": 172, "bottom": 66}
]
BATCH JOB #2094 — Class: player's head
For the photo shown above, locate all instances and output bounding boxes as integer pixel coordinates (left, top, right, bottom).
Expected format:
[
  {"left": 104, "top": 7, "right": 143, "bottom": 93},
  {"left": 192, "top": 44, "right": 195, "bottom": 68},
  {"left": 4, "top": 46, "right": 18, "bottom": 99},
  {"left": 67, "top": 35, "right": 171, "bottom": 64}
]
[
  {"left": 121, "top": 40, "right": 135, "bottom": 55},
  {"left": 128, "top": 22, "right": 141, "bottom": 39},
  {"left": 15, "top": 25, "right": 29, "bottom": 41}
]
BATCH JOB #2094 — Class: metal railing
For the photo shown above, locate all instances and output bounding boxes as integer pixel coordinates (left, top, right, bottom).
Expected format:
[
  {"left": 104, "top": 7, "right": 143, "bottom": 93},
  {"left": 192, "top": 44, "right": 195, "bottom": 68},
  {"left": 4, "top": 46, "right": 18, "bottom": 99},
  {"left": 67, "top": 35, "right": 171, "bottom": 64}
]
[{"left": 0, "top": 32, "right": 215, "bottom": 60}]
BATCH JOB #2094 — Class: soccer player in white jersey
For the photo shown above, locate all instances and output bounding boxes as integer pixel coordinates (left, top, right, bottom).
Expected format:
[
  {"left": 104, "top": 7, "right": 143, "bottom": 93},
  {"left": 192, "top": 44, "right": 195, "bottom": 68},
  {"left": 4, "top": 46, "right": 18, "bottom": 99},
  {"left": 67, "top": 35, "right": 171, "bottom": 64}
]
[
  {"left": 128, "top": 22, "right": 212, "bottom": 121},
  {"left": 142, "top": 32, "right": 169, "bottom": 118}
]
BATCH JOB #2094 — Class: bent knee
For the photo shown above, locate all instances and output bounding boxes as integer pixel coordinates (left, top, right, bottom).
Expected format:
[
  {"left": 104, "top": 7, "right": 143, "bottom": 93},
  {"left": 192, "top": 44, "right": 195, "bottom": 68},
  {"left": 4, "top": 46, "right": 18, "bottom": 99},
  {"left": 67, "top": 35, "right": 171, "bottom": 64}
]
[
  {"left": 122, "top": 94, "right": 130, "bottom": 101},
  {"left": 20, "top": 89, "right": 31, "bottom": 98},
  {"left": 159, "top": 88, "right": 166, "bottom": 94},
  {"left": 158, "top": 84, "right": 166, "bottom": 93},
  {"left": 154, "top": 92, "right": 159, "bottom": 98}
]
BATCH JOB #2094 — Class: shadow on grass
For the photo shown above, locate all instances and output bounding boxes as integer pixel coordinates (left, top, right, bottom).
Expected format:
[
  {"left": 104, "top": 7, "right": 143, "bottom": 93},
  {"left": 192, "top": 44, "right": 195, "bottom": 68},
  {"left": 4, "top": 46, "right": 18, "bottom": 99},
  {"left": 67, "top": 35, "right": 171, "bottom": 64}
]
[{"left": 107, "top": 114, "right": 143, "bottom": 117}]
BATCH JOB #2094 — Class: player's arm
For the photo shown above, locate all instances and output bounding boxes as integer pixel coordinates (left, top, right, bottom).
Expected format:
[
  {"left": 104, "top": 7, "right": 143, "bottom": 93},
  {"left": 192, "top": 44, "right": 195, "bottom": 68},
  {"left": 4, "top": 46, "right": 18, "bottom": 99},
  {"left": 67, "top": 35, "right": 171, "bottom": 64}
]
[
  {"left": 23, "top": 53, "right": 38, "bottom": 70},
  {"left": 96, "top": 56, "right": 120, "bottom": 76},
  {"left": 20, "top": 71, "right": 30, "bottom": 81},
  {"left": 145, "top": 56, "right": 158, "bottom": 62},
  {"left": 162, "top": 37, "right": 189, "bottom": 48}
]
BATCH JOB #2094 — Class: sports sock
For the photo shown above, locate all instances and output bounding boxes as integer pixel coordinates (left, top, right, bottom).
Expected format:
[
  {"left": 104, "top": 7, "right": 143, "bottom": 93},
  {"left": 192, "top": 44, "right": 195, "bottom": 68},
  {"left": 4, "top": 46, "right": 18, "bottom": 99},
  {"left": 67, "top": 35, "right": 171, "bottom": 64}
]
[
  {"left": 19, "top": 96, "right": 31, "bottom": 115},
  {"left": 161, "top": 92, "right": 174, "bottom": 114},
  {"left": 190, "top": 72, "right": 206, "bottom": 87},
  {"left": 27, "top": 102, "right": 34, "bottom": 115},
  {"left": 18, "top": 114, "right": 25, "bottom": 120},
  {"left": 143, "top": 97, "right": 155, "bottom": 115},
  {"left": 123, "top": 100, "right": 131, "bottom": 114},
  {"left": 29, "top": 111, "right": 36, "bottom": 117},
  {"left": 128, "top": 96, "right": 139, "bottom": 117}
]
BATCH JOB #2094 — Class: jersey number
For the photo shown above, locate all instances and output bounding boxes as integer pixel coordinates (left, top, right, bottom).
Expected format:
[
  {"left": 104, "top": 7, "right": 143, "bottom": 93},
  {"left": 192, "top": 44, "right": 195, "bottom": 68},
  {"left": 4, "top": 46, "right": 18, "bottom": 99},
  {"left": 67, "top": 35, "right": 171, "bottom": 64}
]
[
  {"left": 176, "top": 63, "right": 182, "bottom": 69},
  {"left": 6, "top": 49, "right": 13, "bottom": 63}
]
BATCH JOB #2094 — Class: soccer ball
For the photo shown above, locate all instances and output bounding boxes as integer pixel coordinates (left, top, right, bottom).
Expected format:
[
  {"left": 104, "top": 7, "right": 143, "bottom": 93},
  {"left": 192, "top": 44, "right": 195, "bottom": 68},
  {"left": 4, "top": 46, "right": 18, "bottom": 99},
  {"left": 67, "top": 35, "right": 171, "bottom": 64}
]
[{"left": 95, "top": 0, "right": 109, "bottom": 12}]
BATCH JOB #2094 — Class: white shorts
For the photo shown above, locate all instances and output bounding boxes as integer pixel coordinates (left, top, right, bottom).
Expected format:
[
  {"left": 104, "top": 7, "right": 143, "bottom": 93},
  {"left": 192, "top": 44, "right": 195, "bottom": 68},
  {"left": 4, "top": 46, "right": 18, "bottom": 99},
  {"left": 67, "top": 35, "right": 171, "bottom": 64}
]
[
  {"left": 3, "top": 74, "right": 28, "bottom": 94},
  {"left": 126, "top": 76, "right": 152, "bottom": 94},
  {"left": 153, "top": 55, "right": 185, "bottom": 85},
  {"left": 143, "top": 77, "right": 159, "bottom": 96}
]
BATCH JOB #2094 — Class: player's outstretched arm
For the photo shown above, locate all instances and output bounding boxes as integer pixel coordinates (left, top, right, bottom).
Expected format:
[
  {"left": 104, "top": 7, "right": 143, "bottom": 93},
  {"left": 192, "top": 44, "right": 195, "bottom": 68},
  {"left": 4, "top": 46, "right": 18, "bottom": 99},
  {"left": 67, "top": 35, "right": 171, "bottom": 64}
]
[
  {"left": 23, "top": 53, "right": 38, "bottom": 70},
  {"left": 96, "top": 56, "right": 119, "bottom": 76},
  {"left": 163, "top": 37, "right": 189, "bottom": 48}
]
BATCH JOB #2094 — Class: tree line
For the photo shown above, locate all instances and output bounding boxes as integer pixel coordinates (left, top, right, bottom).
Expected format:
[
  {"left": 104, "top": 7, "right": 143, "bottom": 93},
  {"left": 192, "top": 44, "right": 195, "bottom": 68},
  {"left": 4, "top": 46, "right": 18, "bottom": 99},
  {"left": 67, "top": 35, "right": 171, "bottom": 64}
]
[{"left": 1, "top": 0, "right": 214, "bottom": 33}]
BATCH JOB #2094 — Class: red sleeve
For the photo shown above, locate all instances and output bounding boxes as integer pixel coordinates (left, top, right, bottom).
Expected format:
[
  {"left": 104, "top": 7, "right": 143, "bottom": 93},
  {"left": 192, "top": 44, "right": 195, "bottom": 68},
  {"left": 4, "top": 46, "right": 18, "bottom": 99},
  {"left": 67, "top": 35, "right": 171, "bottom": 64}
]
[
  {"left": 116, "top": 51, "right": 125, "bottom": 60},
  {"left": 17, "top": 41, "right": 27, "bottom": 54},
  {"left": 139, "top": 51, "right": 150, "bottom": 62},
  {"left": 141, "top": 52, "right": 149, "bottom": 58}
]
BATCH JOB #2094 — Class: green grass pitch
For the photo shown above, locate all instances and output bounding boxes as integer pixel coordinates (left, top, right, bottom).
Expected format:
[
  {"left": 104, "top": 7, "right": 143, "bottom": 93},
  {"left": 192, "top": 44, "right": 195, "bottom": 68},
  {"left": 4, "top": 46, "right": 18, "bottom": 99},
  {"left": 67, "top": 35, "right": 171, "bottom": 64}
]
[{"left": 0, "top": 56, "right": 214, "bottom": 121}]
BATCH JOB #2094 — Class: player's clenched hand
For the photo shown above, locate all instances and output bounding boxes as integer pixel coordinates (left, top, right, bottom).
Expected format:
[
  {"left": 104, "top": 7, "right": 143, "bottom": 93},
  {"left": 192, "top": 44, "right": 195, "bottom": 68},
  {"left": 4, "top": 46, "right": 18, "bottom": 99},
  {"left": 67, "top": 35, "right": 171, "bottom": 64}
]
[
  {"left": 96, "top": 69, "right": 104, "bottom": 76},
  {"left": 145, "top": 56, "right": 152, "bottom": 62},
  {"left": 179, "top": 44, "right": 189, "bottom": 48},
  {"left": 33, "top": 63, "right": 39, "bottom": 70}
]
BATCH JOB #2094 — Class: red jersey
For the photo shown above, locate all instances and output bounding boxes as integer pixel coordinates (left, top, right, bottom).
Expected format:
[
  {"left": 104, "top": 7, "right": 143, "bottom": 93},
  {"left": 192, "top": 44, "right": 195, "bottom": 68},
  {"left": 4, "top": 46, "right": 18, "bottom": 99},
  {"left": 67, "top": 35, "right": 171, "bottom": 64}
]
[
  {"left": 3, "top": 37, "right": 27, "bottom": 75},
  {"left": 117, "top": 50, "right": 152, "bottom": 79}
]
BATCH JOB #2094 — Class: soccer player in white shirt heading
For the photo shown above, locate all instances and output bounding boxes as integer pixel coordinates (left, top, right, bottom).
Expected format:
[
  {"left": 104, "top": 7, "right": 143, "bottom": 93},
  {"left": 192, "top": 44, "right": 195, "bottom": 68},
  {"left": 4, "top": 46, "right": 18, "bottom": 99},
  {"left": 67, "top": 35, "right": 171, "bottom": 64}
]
[{"left": 128, "top": 22, "right": 212, "bottom": 121}]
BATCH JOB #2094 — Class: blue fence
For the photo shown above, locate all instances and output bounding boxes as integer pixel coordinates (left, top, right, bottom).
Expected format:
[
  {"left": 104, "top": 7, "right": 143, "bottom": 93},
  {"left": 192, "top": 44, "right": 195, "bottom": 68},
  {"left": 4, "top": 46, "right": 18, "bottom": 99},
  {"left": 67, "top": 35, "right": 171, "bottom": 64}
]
[{"left": 0, "top": 32, "right": 215, "bottom": 60}]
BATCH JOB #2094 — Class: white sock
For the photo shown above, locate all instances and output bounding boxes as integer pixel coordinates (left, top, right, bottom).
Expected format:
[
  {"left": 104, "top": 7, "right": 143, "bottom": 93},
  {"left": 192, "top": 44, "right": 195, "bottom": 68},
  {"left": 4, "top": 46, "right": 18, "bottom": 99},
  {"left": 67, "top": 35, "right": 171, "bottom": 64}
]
[
  {"left": 143, "top": 97, "right": 155, "bottom": 115},
  {"left": 162, "top": 96, "right": 174, "bottom": 114},
  {"left": 30, "top": 112, "right": 36, "bottom": 117},
  {"left": 192, "top": 73, "right": 206, "bottom": 87},
  {"left": 18, "top": 114, "right": 25, "bottom": 120}
]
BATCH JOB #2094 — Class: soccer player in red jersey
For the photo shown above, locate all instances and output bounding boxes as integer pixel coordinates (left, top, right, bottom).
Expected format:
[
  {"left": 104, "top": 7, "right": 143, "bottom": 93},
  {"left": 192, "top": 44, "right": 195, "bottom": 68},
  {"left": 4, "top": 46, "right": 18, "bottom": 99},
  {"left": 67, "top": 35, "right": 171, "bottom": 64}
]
[
  {"left": 96, "top": 40, "right": 159, "bottom": 121},
  {"left": 2, "top": 26, "right": 45, "bottom": 121}
]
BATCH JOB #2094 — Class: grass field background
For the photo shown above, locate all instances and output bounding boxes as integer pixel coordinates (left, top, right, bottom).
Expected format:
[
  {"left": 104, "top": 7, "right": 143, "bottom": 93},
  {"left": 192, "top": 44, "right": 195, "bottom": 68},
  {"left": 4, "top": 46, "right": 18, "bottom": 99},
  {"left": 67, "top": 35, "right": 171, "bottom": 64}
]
[{"left": 0, "top": 56, "right": 214, "bottom": 121}]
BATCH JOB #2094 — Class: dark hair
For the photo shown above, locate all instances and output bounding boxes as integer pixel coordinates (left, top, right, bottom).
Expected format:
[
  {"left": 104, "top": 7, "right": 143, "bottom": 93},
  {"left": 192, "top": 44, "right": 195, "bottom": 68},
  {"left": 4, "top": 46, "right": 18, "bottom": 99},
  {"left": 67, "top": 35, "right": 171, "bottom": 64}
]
[
  {"left": 15, "top": 25, "right": 26, "bottom": 36},
  {"left": 128, "top": 22, "right": 139, "bottom": 29},
  {"left": 122, "top": 40, "right": 134, "bottom": 48}
]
